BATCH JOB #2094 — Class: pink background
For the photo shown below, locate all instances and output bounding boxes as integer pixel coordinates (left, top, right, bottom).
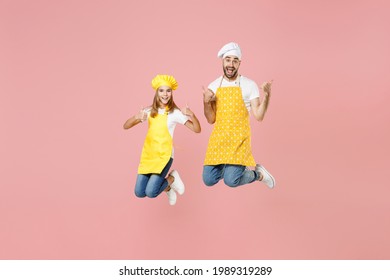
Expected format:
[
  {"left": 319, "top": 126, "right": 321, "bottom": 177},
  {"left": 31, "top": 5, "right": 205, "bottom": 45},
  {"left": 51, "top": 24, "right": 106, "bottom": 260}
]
[{"left": 1, "top": 0, "right": 389, "bottom": 259}]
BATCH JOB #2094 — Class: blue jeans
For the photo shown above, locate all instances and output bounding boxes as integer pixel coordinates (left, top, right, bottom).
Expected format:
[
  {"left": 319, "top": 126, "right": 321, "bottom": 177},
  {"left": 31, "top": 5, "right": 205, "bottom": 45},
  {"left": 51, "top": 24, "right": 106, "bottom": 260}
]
[
  {"left": 134, "top": 158, "right": 173, "bottom": 198},
  {"left": 203, "top": 164, "right": 259, "bottom": 187}
]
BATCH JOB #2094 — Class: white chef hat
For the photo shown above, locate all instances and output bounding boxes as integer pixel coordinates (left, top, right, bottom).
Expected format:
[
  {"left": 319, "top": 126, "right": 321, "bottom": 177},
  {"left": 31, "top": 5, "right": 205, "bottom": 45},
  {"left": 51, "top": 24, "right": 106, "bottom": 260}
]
[{"left": 217, "top": 42, "right": 242, "bottom": 60}]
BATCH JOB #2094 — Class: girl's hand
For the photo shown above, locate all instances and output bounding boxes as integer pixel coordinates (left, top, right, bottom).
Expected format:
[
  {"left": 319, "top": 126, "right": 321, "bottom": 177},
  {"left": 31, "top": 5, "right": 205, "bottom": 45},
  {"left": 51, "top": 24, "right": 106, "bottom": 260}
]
[
  {"left": 261, "top": 80, "right": 273, "bottom": 99},
  {"left": 136, "top": 108, "right": 147, "bottom": 122},
  {"left": 181, "top": 104, "right": 194, "bottom": 117}
]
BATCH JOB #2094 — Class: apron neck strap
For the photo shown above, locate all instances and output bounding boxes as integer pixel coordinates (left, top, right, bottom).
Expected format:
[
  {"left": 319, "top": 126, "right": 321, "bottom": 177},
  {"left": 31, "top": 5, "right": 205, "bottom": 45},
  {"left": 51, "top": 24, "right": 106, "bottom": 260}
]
[{"left": 220, "top": 75, "right": 241, "bottom": 87}]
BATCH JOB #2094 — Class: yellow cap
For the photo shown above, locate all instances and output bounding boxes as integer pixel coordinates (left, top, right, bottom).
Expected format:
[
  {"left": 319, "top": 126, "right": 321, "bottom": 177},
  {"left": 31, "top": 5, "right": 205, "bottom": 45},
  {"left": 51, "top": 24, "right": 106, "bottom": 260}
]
[{"left": 151, "top": 75, "right": 178, "bottom": 91}]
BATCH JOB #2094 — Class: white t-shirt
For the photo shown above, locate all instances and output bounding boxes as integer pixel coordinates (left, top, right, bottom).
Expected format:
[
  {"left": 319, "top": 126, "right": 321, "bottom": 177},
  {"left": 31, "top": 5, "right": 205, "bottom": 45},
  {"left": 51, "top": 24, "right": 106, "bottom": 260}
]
[
  {"left": 143, "top": 108, "right": 189, "bottom": 158},
  {"left": 208, "top": 75, "right": 260, "bottom": 111}
]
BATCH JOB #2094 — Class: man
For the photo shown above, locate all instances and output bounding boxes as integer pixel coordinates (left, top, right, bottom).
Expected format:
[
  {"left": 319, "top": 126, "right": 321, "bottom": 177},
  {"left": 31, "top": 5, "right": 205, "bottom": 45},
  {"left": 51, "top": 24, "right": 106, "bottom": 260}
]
[{"left": 202, "top": 42, "right": 275, "bottom": 189}]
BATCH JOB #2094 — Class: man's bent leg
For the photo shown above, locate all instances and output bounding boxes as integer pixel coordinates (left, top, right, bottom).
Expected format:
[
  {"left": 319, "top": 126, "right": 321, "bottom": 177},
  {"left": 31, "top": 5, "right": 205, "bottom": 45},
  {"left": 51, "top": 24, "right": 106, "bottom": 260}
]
[
  {"left": 223, "top": 165, "right": 258, "bottom": 187},
  {"left": 203, "top": 165, "right": 224, "bottom": 186}
]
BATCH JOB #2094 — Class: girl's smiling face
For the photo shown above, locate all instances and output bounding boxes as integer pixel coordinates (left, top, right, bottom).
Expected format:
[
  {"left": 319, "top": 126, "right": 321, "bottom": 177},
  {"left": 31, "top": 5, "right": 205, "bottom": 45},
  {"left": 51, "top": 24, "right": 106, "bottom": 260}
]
[{"left": 157, "top": 86, "right": 172, "bottom": 108}]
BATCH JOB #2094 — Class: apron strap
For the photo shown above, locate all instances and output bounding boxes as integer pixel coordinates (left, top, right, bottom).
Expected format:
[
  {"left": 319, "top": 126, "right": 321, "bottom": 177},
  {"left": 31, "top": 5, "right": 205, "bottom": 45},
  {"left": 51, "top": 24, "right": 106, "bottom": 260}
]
[{"left": 219, "top": 75, "right": 241, "bottom": 88}]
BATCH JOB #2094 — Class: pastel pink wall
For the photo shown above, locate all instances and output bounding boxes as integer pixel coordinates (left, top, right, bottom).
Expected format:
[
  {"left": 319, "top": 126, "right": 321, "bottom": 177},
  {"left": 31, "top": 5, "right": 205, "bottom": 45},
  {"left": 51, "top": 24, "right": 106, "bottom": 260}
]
[{"left": 1, "top": 0, "right": 389, "bottom": 259}]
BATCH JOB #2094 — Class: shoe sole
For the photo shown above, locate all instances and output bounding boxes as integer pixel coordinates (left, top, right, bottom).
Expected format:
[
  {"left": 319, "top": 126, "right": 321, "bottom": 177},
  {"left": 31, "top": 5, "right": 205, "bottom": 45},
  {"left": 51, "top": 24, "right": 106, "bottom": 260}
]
[
  {"left": 167, "top": 188, "right": 177, "bottom": 206},
  {"left": 258, "top": 165, "right": 276, "bottom": 188},
  {"left": 167, "top": 190, "right": 177, "bottom": 206},
  {"left": 170, "top": 171, "right": 185, "bottom": 195}
]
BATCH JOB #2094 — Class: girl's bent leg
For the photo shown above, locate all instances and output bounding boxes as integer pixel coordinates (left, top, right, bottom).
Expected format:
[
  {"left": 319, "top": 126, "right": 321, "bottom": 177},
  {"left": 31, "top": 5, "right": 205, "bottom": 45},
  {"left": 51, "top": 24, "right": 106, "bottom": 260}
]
[
  {"left": 134, "top": 174, "right": 150, "bottom": 197},
  {"left": 145, "top": 174, "right": 169, "bottom": 197},
  {"left": 144, "top": 158, "right": 173, "bottom": 198}
]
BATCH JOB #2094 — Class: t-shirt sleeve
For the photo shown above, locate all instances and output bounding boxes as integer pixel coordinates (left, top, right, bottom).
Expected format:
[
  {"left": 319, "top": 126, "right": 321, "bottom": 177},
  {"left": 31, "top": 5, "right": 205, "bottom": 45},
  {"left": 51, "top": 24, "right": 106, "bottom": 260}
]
[
  {"left": 249, "top": 80, "right": 260, "bottom": 100},
  {"left": 174, "top": 109, "right": 189, "bottom": 125},
  {"left": 208, "top": 77, "right": 221, "bottom": 93},
  {"left": 143, "top": 107, "right": 152, "bottom": 120},
  {"left": 144, "top": 107, "right": 152, "bottom": 114}
]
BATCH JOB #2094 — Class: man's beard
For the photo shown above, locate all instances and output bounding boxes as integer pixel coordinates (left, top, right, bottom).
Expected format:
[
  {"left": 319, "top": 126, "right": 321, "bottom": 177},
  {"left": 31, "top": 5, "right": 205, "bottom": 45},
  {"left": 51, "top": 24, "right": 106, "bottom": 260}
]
[{"left": 223, "top": 67, "right": 238, "bottom": 80}]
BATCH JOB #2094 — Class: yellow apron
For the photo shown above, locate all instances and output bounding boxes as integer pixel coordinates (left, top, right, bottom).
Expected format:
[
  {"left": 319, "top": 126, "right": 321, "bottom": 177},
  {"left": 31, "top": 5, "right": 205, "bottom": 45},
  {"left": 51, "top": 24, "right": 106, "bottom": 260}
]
[
  {"left": 204, "top": 77, "right": 256, "bottom": 166},
  {"left": 138, "top": 110, "right": 172, "bottom": 174}
]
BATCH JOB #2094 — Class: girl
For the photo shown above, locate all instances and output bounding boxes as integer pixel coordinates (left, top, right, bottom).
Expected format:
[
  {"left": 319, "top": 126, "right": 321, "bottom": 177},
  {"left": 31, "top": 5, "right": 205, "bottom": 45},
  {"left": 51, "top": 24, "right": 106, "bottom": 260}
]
[{"left": 123, "top": 75, "right": 201, "bottom": 205}]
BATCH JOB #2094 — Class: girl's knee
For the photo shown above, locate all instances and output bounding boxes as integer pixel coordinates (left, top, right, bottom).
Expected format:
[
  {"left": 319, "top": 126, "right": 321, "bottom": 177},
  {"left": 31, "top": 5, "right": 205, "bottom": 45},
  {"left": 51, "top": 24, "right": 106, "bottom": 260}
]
[
  {"left": 145, "top": 189, "right": 158, "bottom": 198},
  {"left": 134, "top": 189, "right": 146, "bottom": 198}
]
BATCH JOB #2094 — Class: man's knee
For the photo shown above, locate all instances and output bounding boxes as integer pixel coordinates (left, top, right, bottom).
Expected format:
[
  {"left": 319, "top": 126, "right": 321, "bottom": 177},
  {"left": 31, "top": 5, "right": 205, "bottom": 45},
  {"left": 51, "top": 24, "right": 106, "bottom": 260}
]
[
  {"left": 203, "top": 165, "right": 223, "bottom": 186},
  {"left": 203, "top": 175, "right": 218, "bottom": 187},
  {"left": 223, "top": 175, "right": 240, "bottom": 187}
]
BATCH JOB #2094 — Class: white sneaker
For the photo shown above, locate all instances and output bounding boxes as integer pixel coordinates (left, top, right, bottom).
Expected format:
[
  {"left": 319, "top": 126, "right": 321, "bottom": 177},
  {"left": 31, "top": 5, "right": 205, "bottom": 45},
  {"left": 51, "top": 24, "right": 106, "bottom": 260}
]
[
  {"left": 255, "top": 164, "right": 276, "bottom": 189},
  {"left": 166, "top": 188, "right": 177, "bottom": 206},
  {"left": 169, "top": 170, "right": 185, "bottom": 195}
]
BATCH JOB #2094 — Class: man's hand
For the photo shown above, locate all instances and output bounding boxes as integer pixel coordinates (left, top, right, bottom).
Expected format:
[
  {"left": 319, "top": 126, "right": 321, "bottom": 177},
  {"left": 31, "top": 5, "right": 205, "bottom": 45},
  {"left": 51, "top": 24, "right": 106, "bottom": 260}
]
[
  {"left": 203, "top": 86, "right": 215, "bottom": 103},
  {"left": 261, "top": 80, "right": 273, "bottom": 99}
]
